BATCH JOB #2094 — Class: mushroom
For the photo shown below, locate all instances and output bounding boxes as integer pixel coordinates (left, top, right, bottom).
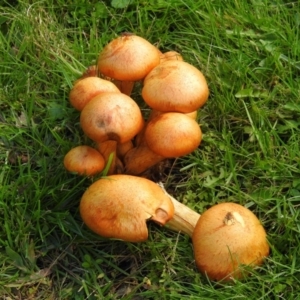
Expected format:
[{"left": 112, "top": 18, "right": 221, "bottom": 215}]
[
  {"left": 192, "top": 202, "right": 270, "bottom": 281},
  {"left": 142, "top": 60, "right": 209, "bottom": 113},
  {"left": 97, "top": 34, "right": 161, "bottom": 95},
  {"left": 79, "top": 174, "right": 175, "bottom": 242},
  {"left": 80, "top": 92, "right": 144, "bottom": 144},
  {"left": 79, "top": 174, "right": 203, "bottom": 241},
  {"left": 134, "top": 109, "right": 198, "bottom": 147},
  {"left": 167, "top": 197, "right": 269, "bottom": 280},
  {"left": 185, "top": 110, "right": 198, "bottom": 120},
  {"left": 80, "top": 92, "right": 144, "bottom": 174},
  {"left": 80, "top": 174, "right": 269, "bottom": 280},
  {"left": 69, "top": 76, "right": 120, "bottom": 111},
  {"left": 124, "top": 112, "right": 202, "bottom": 175},
  {"left": 63, "top": 145, "right": 105, "bottom": 176},
  {"left": 148, "top": 109, "right": 198, "bottom": 121}
]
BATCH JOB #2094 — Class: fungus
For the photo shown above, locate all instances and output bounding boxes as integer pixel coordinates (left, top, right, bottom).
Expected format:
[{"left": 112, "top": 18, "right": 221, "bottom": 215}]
[
  {"left": 124, "top": 112, "right": 202, "bottom": 175},
  {"left": 142, "top": 60, "right": 209, "bottom": 113},
  {"left": 97, "top": 34, "right": 161, "bottom": 95}
]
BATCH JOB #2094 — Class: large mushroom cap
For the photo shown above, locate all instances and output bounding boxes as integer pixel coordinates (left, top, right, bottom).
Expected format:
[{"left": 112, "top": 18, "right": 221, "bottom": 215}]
[
  {"left": 142, "top": 60, "right": 209, "bottom": 113},
  {"left": 98, "top": 35, "right": 161, "bottom": 81},
  {"left": 79, "top": 174, "right": 175, "bottom": 242},
  {"left": 80, "top": 92, "right": 144, "bottom": 143},
  {"left": 192, "top": 202, "right": 269, "bottom": 281},
  {"left": 145, "top": 112, "right": 202, "bottom": 157}
]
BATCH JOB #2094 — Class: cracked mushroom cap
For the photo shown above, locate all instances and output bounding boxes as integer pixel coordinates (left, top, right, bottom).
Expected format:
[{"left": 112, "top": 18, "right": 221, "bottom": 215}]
[
  {"left": 79, "top": 174, "right": 175, "bottom": 242},
  {"left": 80, "top": 92, "right": 144, "bottom": 143}
]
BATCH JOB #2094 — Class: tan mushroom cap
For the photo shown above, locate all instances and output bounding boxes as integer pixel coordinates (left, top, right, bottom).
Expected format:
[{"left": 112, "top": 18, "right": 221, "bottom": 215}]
[
  {"left": 145, "top": 112, "right": 202, "bottom": 157},
  {"left": 80, "top": 92, "right": 144, "bottom": 143},
  {"left": 98, "top": 35, "right": 161, "bottom": 81},
  {"left": 123, "top": 112, "right": 202, "bottom": 175},
  {"left": 192, "top": 202, "right": 270, "bottom": 281},
  {"left": 159, "top": 50, "right": 183, "bottom": 63},
  {"left": 63, "top": 145, "right": 105, "bottom": 176},
  {"left": 69, "top": 77, "right": 120, "bottom": 111},
  {"left": 79, "top": 174, "right": 175, "bottom": 242},
  {"left": 142, "top": 60, "right": 209, "bottom": 113}
]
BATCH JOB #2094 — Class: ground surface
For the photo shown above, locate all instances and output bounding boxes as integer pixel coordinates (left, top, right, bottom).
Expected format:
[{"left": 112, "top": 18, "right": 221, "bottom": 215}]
[{"left": 1, "top": 1, "right": 300, "bottom": 299}]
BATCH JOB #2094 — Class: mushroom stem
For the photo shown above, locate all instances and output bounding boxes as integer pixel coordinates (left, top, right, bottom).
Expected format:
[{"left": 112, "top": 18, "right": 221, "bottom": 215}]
[
  {"left": 117, "top": 140, "right": 134, "bottom": 161},
  {"left": 157, "top": 182, "right": 201, "bottom": 237},
  {"left": 124, "top": 115, "right": 165, "bottom": 175},
  {"left": 167, "top": 197, "right": 200, "bottom": 237},
  {"left": 113, "top": 80, "right": 135, "bottom": 96},
  {"left": 96, "top": 140, "right": 124, "bottom": 175},
  {"left": 124, "top": 144, "right": 165, "bottom": 175}
]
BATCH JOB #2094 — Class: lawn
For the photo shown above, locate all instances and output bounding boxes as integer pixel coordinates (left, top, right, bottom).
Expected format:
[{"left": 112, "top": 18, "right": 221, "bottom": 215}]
[{"left": 1, "top": 0, "right": 300, "bottom": 299}]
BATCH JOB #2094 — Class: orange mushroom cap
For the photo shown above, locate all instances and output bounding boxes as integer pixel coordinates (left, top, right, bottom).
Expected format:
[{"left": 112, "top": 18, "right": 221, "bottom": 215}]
[
  {"left": 98, "top": 35, "right": 161, "bottom": 82},
  {"left": 142, "top": 60, "right": 209, "bottom": 113},
  {"left": 80, "top": 92, "right": 144, "bottom": 143},
  {"left": 192, "top": 202, "right": 269, "bottom": 281},
  {"left": 145, "top": 112, "right": 202, "bottom": 157},
  {"left": 63, "top": 145, "right": 105, "bottom": 176},
  {"left": 79, "top": 174, "right": 175, "bottom": 242},
  {"left": 69, "top": 77, "right": 120, "bottom": 111},
  {"left": 124, "top": 112, "right": 202, "bottom": 175}
]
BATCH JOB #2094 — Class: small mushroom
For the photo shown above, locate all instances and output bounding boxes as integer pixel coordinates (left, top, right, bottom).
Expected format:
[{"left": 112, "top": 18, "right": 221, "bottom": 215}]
[
  {"left": 97, "top": 34, "right": 161, "bottom": 95},
  {"left": 63, "top": 145, "right": 105, "bottom": 176},
  {"left": 142, "top": 60, "right": 209, "bottom": 113},
  {"left": 69, "top": 77, "right": 120, "bottom": 111},
  {"left": 79, "top": 174, "right": 175, "bottom": 242},
  {"left": 124, "top": 112, "right": 202, "bottom": 175}
]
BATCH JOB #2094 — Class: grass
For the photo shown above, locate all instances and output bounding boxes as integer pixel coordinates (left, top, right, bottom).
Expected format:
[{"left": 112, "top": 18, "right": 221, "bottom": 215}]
[{"left": 1, "top": 0, "right": 300, "bottom": 298}]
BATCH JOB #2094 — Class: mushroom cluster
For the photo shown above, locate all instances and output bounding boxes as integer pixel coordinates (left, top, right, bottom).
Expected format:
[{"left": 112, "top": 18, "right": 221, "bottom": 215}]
[
  {"left": 64, "top": 34, "right": 209, "bottom": 176},
  {"left": 64, "top": 34, "right": 269, "bottom": 282}
]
